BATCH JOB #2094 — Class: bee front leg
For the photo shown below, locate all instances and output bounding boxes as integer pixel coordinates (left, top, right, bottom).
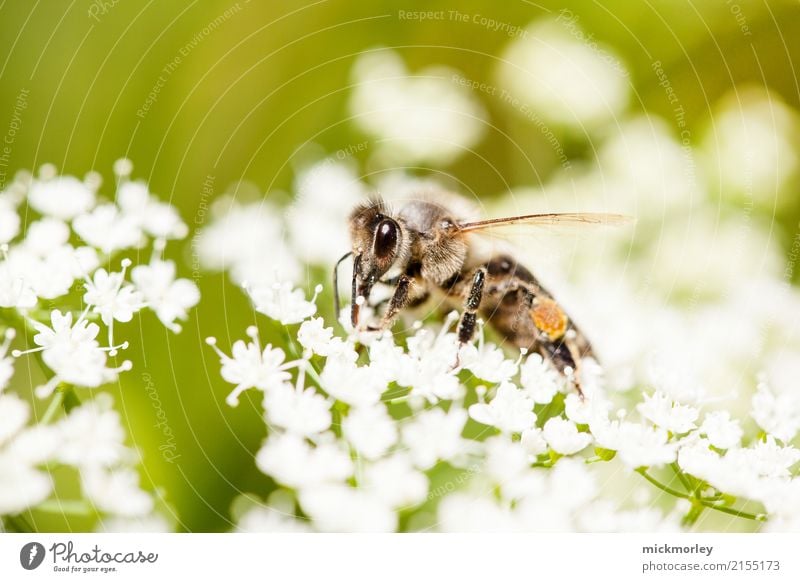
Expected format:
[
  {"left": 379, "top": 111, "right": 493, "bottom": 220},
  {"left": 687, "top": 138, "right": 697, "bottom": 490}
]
[
  {"left": 366, "top": 275, "right": 414, "bottom": 332},
  {"left": 456, "top": 267, "right": 487, "bottom": 345}
]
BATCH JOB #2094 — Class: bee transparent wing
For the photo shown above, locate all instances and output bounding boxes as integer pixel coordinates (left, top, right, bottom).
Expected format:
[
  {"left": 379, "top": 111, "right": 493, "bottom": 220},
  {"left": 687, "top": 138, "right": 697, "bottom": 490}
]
[{"left": 457, "top": 212, "right": 633, "bottom": 233}]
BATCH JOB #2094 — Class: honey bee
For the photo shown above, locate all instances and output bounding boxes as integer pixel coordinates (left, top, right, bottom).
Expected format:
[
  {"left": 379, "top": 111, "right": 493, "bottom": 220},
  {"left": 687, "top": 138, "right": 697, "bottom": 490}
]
[{"left": 334, "top": 193, "right": 629, "bottom": 395}]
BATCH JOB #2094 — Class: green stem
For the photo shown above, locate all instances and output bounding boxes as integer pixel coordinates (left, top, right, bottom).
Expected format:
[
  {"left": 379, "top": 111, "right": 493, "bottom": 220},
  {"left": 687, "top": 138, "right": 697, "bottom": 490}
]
[
  {"left": 683, "top": 501, "right": 705, "bottom": 527},
  {"left": 35, "top": 499, "right": 94, "bottom": 516},
  {"left": 671, "top": 462, "right": 695, "bottom": 494},
  {"left": 705, "top": 503, "right": 767, "bottom": 522},
  {"left": 636, "top": 468, "right": 689, "bottom": 498},
  {"left": 636, "top": 468, "right": 767, "bottom": 522},
  {"left": 40, "top": 390, "right": 64, "bottom": 424}
]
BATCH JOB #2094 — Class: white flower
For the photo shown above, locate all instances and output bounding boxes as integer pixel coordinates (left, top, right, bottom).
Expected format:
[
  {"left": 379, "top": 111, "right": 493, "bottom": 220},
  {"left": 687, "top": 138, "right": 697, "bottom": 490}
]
[
  {"left": 0, "top": 393, "right": 31, "bottom": 446},
  {"left": 16, "top": 310, "right": 131, "bottom": 397},
  {"left": 678, "top": 436, "right": 800, "bottom": 507},
  {"left": 81, "top": 467, "right": 153, "bottom": 517},
  {"left": 28, "top": 175, "right": 95, "bottom": 219},
  {"left": 8, "top": 424, "right": 59, "bottom": 465},
  {"left": 299, "top": 484, "right": 396, "bottom": 532},
  {"left": 677, "top": 438, "right": 766, "bottom": 501},
  {"left": 593, "top": 420, "right": 677, "bottom": 469},
  {"left": 469, "top": 382, "right": 536, "bottom": 433},
  {"left": 461, "top": 342, "right": 518, "bottom": 384},
  {"left": 521, "top": 427, "right": 548, "bottom": 457},
  {"left": 320, "top": 354, "right": 387, "bottom": 408},
  {"left": 0, "top": 198, "right": 20, "bottom": 243},
  {"left": 255, "top": 433, "right": 352, "bottom": 489},
  {"left": 596, "top": 116, "right": 699, "bottom": 216},
  {"left": 362, "top": 454, "right": 428, "bottom": 509},
  {"left": 564, "top": 391, "right": 612, "bottom": 426},
  {"left": 401, "top": 408, "right": 468, "bottom": 470},
  {"left": 483, "top": 436, "right": 530, "bottom": 486},
  {"left": 0, "top": 395, "right": 55, "bottom": 514},
  {"left": 761, "top": 480, "right": 800, "bottom": 530},
  {"left": 117, "top": 181, "right": 188, "bottom": 239},
  {"left": 542, "top": 417, "right": 592, "bottom": 455},
  {"left": 67, "top": 245, "right": 100, "bottom": 278},
  {"left": 577, "top": 501, "right": 678, "bottom": 533},
  {"left": 520, "top": 353, "right": 563, "bottom": 404},
  {"left": 349, "top": 50, "right": 486, "bottom": 166},
  {"left": 514, "top": 459, "right": 599, "bottom": 530},
  {"left": 297, "top": 317, "right": 347, "bottom": 357},
  {"left": 637, "top": 391, "right": 699, "bottom": 434},
  {"left": 703, "top": 88, "right": 799, "bottom": 206},
  {"left": 131, "top": 259, "right": 199, "bottom": 332},
  {"left": 1, "top": 244, "right": 78, "bottom": 303},
  {"left": 437, "top": 493, "right": 516, "bottom": 532},
  {"left": 206, "top": 327, "right": 305, "bottom": 407},
  {"left": 751, "top": 378, "right": 800, "bottom": 442},
  {"left": 645, "top": 351, "right": 707, "bottom": 404},
  {"left": 287, "top": 161, "right": 367, "bottom": 265},
  {"left": 247, "top": 281, "right": 320, "bottom": 325},
  {"left": 73, "top": 204, "right": 143, "bottom": 253},
  {"left": 391, "top": 323, "right": 462, "bottom": 402},
  {"left": 84, "top": 261, "right": 145, "bottom": 348},
  {"left": 0, "top": 455, "right": 52, "bottom": 515},
  {"left": 0, "top": 261, "right": 37, "bottom": 308},
  {"left": 57, "top": 395, "right": 130, "bottom": 468},
  {"left": 497, "top": 18, "right": 628, "bottom": 129},
  {"left": 21, "top": 218, "right": 70, "bottom": 256},
  {"left": 343, "top": 405, "right": 398, "bottom": 460},
  {"left": 197, "top": 198, "right": 299, "bottom": 288},
  {"left": 24, "top": 246, "right": 76, "bottom": 299},
  {"left": 738, "top": 436, "right": 800, "bottom": 479},
  {"left": 699, "top": 411, "right": 742, "bottom": 450},
  {"left": 263, "top": 383, "right": 332, "bottom": 437}
]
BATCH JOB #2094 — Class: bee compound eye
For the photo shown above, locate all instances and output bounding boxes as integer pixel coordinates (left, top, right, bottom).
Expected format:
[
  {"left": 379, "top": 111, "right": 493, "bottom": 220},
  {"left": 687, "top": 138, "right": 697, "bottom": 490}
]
[{"left": 373, "top": 219, "right": 398, "bottom": 259}]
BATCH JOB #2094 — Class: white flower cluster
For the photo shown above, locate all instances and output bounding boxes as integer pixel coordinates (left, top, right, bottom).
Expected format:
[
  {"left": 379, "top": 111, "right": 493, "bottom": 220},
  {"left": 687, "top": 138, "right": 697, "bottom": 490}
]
[
  {"left": 210, "top": 273, "right": 800, "bottom": 531},
  {"left": 0, "top": 388, "right": 161, "bottom": 526},
  {"left": 206, "top": 277, "right": 689, "bottom": 532},
  {"left": 349, "top": 50, "right": 487, "bottom": 166},
  {"left": 0, "top": 160, "right": 197, "bottom": 531},
  {"left": 2, "top": 162, "right": 199, "bottom": 398},
  {"left": 198, "top": 27, "right": 800, "bottom": 531},
  {"left": 202, "top": 162, "right": 799, "bottom": 532},
  {"left": 496, "top": 17, "right": 629, "bottom": 130}
]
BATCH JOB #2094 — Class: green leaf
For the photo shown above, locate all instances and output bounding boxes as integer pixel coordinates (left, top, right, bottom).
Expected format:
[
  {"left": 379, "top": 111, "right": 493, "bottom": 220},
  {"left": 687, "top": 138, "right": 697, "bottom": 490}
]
[{"left": 593, "top": 446, "right": 617, "bottom": 461}]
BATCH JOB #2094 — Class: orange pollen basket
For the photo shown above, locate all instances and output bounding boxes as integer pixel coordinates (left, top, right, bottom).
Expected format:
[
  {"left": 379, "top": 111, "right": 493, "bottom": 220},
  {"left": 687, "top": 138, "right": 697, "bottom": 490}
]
[{"left": 531, "top": 298, "right": 568, "bottom": 340}]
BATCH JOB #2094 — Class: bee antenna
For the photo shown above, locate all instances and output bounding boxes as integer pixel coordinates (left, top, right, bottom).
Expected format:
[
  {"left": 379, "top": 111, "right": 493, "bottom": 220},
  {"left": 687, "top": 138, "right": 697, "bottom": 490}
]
[{"left": 333, "top": 251, "right": 353, "bottom": 325}]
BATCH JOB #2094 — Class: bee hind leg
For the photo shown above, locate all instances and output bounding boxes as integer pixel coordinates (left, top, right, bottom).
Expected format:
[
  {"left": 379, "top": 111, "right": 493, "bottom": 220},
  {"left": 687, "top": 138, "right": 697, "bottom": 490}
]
[
  {"left": 539, "top": 333, "right": 588, "bottom": 399},
  {"left": 447, "top": 267, "right": 487, "bottom": 369}
]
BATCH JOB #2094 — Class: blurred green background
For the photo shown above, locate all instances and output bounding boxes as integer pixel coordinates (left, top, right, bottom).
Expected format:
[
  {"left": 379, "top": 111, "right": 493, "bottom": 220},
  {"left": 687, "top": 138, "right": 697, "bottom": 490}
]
[{"left": 2, "top": 0, "right": 799, "bottom": 531}]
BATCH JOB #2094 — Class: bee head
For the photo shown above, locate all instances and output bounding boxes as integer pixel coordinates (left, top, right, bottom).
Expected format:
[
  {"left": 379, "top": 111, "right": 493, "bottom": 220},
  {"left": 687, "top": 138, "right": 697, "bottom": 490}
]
[{"left": 347, "top": 198, "right": 404, "bottom": 326}]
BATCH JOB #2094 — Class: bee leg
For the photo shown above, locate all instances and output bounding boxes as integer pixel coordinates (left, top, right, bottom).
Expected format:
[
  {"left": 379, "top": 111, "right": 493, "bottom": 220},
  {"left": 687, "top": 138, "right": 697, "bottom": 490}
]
[
  {"left": 564, "top": 333, "right": 589, "bottom": 398},
  {"left": 449, "top": 267, "right": 487, "bottom": 369},
  {"left": 539, "top": 336, "right": 585, "bottom": 399},
  {"left": 365, "top": 275, "right": 406, "bottom": 313},
  {"left": 366, "top": 275, "right": 413, "bottom": 332}
]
